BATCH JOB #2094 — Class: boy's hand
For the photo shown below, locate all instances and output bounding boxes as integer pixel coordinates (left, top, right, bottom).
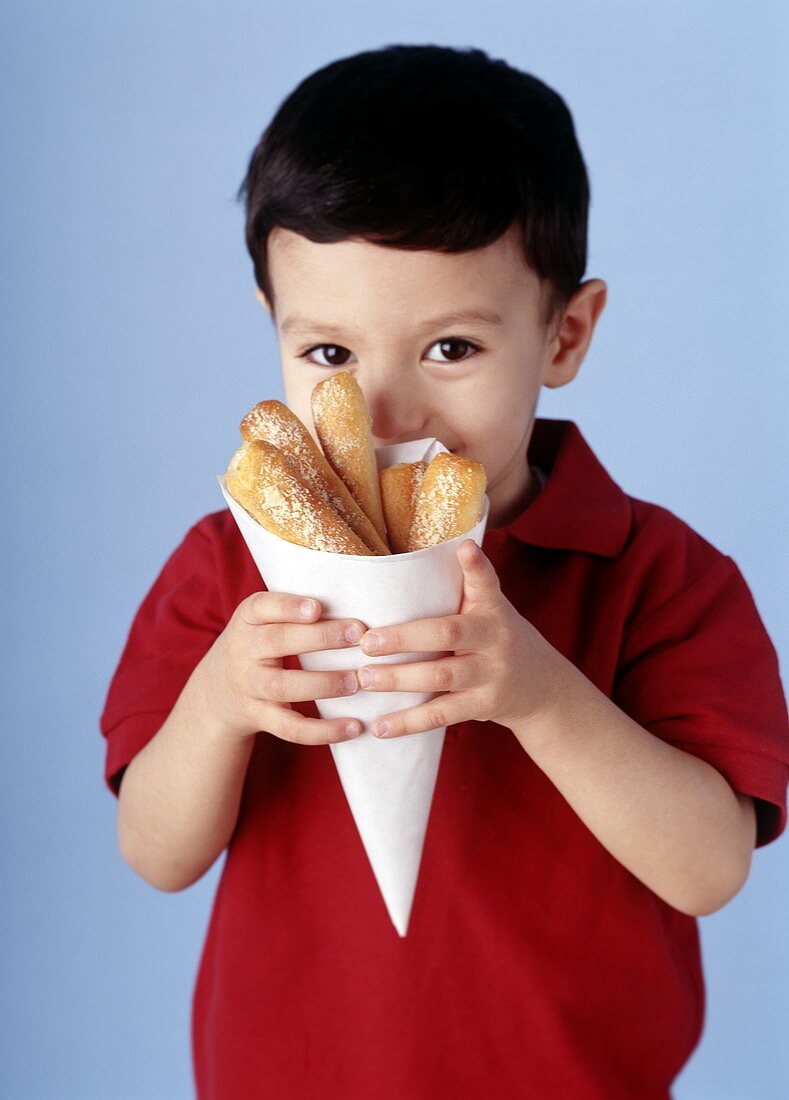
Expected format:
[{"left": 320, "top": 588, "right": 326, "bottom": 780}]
[
  {"left": 193, "top": 592, "right": 368, "bottom": 745},
  {"left": 356, "top": 539, "right": 574, "bottom": 739}
]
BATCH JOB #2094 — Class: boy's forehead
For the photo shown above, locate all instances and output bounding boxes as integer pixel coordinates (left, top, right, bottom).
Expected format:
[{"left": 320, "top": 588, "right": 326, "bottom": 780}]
[{"left": 267, "top": 225, "right": 541, "bottom": 322}]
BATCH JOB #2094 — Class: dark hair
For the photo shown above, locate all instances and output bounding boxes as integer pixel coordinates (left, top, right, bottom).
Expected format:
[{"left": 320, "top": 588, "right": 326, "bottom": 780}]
[{"left": 237, "top": 44, "right": 590, "bottom": 330}]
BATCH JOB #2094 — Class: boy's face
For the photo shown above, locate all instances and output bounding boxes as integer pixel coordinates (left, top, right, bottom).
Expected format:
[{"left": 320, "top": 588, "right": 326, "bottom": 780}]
[{"left": 259, "top": 223, "right": 605, "bottom": 528}]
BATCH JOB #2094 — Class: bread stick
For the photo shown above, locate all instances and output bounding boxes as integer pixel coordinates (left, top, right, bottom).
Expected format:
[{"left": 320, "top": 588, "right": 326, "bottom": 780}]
[
  {"left": 225, "top": 440, "right": 373, "bottom": 555},
  {"left": 311, "top": 371, "right": 388, "bottom": 547},
  {"left": 379, "top": 461, "right": 428, "bottom": 554},
  {"left": 406, "top": 452, "right": 487, "bottom": 551},
  {"left": 240, "top": 399, "right": 390, "bottom": 555}
]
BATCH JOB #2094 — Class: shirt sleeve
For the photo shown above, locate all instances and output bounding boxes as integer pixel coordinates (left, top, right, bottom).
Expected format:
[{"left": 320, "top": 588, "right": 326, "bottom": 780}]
[
  {"left": 613, "top": 554, "right": 789, "bottom": 848},
  {"left": 99, "top": 520, "right": 230, "bottom": 798}
]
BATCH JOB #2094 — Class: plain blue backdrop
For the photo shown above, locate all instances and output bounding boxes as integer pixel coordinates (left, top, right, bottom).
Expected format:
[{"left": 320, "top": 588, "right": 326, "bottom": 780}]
[{"left": 2, "top": 2, "right": 787, "bottom": 1097}]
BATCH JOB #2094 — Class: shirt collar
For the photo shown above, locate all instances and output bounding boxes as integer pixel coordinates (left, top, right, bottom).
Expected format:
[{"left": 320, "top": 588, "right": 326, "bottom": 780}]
[{"left": 491, "top": 418, "right": 632, "bottom": 558}]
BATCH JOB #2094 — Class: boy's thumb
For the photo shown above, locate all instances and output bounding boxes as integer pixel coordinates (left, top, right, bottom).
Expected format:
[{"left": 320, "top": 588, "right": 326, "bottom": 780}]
[{"left": 457, "top": 539, "right": 501, "bottom": 609}]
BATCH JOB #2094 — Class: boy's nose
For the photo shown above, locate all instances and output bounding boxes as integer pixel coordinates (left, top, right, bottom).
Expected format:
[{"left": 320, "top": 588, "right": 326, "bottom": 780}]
[{"left": 366, "top": 386, "right": 427, "bottom": 446}]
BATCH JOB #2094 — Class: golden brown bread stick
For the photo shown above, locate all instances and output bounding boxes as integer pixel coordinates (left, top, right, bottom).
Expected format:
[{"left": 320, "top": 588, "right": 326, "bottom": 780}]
[
  {"left": 311, "top": 371, "right": 388, "bottom": 547},
  {"left": 406, "top": 452, "right": 487, "bottom": 551},
  {"left": 379, "top": 461, "right": 428, "bottom": 554},
  {"left": 225, "top": 440, "right": 373, "bottom": 555},
  {"left": 240, "top": 399, "right": 390, "bottom": 555}
]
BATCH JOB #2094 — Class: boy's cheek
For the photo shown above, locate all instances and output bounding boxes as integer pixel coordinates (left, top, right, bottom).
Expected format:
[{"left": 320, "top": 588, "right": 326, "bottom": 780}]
[{"left": 280, "top": 375, "right": 315, "bottom": 432}]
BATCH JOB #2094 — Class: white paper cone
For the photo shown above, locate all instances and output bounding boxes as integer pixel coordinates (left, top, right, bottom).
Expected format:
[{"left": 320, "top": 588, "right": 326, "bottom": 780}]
[{"left": 217, "top": 438, "right": 489, "bottom": 936}]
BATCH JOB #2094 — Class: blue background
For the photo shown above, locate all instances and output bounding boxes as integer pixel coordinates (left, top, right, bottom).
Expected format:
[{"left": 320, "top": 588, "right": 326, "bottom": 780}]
[{"left": 2, "top": 2, "right": 787, "bottom": 1097}]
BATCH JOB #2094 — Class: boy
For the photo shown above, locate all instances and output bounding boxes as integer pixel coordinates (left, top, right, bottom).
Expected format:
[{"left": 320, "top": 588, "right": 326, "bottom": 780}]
[{"left": 100, "top": 44, "right": 788, "bottom": 1099}]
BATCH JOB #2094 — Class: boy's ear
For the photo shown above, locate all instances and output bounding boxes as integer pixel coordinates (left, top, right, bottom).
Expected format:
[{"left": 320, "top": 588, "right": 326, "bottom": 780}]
[
  {"left": 255, "top": 287, "right": 273, "bottom": 316},
  {"left": 543, "top": 279, "right": 607, "bottom": 389}
]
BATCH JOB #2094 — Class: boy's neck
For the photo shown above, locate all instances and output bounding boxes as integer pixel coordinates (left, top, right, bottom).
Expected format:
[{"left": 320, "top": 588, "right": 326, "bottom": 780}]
[
  {"left": 489, "top": 458, "right": 541, "bottom": 530},
  {"left": 485, "top": 416, "right": 543, "bottom": 530}
]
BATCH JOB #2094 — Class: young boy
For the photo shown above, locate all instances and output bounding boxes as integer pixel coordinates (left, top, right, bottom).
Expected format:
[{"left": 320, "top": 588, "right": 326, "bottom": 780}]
[{"left": 100, "top": 44, "right": 788, "bottom": 1099}]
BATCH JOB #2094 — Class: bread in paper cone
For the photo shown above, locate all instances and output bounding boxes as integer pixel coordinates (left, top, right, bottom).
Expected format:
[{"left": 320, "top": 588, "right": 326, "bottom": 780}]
[
  {"left": 239, "top": 399, "right": 390, "bottom": 555},
  {"left": 218, "top": 436, "right": 489, "bottom": 937},
  {"left": 408, "top": 451, "right": 489, "bottom": 551},
  {"left": 311, "top": 371, "right": 389, "bottom": 547},
  {"left": 380, "top": 460, "right": 428, "bottom": 554},
  {"left": 225, "top": 439, "right": 372, "bottom": 555}
]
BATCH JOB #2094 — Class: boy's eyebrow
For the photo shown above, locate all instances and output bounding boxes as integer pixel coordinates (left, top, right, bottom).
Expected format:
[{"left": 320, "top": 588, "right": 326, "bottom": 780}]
[{"left": 279, "top": 307, "right": 504, "bottom": 338}]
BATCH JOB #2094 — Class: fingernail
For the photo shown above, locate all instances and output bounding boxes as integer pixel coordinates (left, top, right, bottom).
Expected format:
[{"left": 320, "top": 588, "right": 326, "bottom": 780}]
[
  {"left": 363, "top": 632, "right": 381, "bottom": 654},
  {"left": 345, "top": 721, "right": 361, "bottom": 738},
  {"left": 342, "top": 672, "right": 358, "bottom": 693},
  {"left": 358, "top": 667, "right": 376, "bottom": 689},
  {"left": 300, "top": 599, "right": 317, "bottom": 617},
  {"left": 373, "top": 720, "right": 389, "bottom": 738},
  {"left": 345, "top": 623, "right": 363, "bottom": 644}
]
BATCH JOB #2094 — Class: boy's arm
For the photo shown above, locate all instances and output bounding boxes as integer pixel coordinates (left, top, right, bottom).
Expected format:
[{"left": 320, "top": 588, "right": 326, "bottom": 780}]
[
  {"left": 117, "top": 666, "right": 256, "bottom": 892},
  {"left": 510, "top": 674, "right": 758, "bottom": 917},
  {"left": 115, "top": 591, "right": 367, "bottom": 892},
  {"left": 355, "top": 542, "right": 778, "bottom": 916}
]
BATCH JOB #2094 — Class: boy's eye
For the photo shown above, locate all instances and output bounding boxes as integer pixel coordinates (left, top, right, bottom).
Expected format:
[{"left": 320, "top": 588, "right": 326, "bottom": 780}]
[
  {"left": 299, "top": 344, "right": 355, "bottom": 368},
  {"left": 297, "top": 337, "right": 481, "bottom": 368},
  {"left": 425, "top": 338, "right": 481, "bottom": 363}
]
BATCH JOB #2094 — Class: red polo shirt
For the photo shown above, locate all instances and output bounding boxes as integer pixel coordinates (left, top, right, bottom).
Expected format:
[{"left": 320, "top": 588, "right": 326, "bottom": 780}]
[{"left": 100, "top": 418, "right": 788, "bottom": 1100}]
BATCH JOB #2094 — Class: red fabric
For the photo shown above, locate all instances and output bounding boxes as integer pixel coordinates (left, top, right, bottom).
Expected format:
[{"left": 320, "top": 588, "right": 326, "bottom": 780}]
[{"left": 100, "top": 418, "right": 789, "bottom": 1100}]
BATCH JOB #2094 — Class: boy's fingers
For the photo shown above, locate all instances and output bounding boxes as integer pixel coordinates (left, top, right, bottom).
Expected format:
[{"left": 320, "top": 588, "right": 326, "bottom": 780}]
[
  {"left": 257, "top": 618, "right": 368, "bottom": 659},
  {"left": 457, "top": 540, "right": 502, "bottom": 611},
  {"left": 359, "top": 612, "right": 494, "bottom": 657},
  {"left": 253, "top": 665, "right": 359, "bottom": 704},
  {"left": 370, "top": 693, "right": 471, "bottom": 740},
  {"left": 238, "top": 591, "right": 323, "bottom": 626},
  {"left": 262, "top": 705, "right": 362, "bottom": 745},
  {"left": 357, "top": 654, "right": 483, "bottom": 694}
]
